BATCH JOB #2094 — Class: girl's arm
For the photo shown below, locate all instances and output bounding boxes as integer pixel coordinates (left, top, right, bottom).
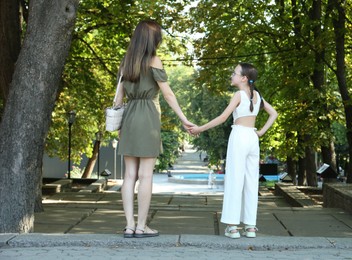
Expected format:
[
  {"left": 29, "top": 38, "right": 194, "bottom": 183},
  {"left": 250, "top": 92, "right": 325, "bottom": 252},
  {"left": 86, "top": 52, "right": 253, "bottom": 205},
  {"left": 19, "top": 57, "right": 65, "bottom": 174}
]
[
  {"left": 190, "top": 92, "right": 241, "bottom": 135},
  {"left": 256, "top": 100, "right": 278, "bottom": 137}
]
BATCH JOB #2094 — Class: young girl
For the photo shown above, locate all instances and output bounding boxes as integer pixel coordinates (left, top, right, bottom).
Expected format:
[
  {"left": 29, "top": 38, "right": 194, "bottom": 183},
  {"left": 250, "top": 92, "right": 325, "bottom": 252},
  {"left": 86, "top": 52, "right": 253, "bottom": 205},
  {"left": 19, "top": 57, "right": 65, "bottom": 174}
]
[
  {"left": 114, "top": 20, "right": 194, "bottom": 238},
  {"left": 190, "top": 63, "right": 277, "bottom": 238}
]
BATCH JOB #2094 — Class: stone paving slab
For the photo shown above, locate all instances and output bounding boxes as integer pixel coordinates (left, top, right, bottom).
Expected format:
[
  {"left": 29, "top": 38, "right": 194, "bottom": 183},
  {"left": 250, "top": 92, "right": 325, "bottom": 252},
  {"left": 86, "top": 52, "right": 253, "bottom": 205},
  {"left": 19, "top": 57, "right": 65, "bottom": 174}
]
[
  {"left": 48, "top": 193, "right": 105, "bottom": 201},
  {"left": 34, "top": 208, "right": 95, "bottom": 223},
  {"left": 0, "top": 234, "right": 16, "bottom": 247},
  {"left": 255, "top": 212, "right": 290, "bottom": 236},
  {"left": 169, "top": 196, "right": 208, "bottom": 206},
  {"left": 153, "top": 211, "right": 218, "bottom": 235},
  {"left": 332, "top": 212, "right": 352, "bottom": 227},
  {"left": 30, "top": 147, "right": 352, "bottom": 239},
  {"left": 33, "top": 194, "right": 352, "bottom": 238},
  {"left": 34, "top": 224, "right": 74, "bottom": 233},
  {"left": 70, "top": 224, "right": 120, "bottom": 234},
  {"left": 273, "top": 211, "right": 352, "bottom": 237},
  {"left": 258, "top": 196, "right": 290, "bottom": 208},
  {"left": 69, "top": 209, "right": 126, "bottom": 234}
]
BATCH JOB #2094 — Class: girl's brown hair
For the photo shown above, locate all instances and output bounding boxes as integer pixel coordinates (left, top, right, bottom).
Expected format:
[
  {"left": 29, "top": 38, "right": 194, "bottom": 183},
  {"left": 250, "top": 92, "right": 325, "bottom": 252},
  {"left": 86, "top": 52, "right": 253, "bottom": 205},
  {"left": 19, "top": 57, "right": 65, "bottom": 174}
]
[
  {"left": 239, "top": 62, "right": 264, "bottom": 111},
  {"left": 121, "top": 20, "right": 162, "bottom": 82}
]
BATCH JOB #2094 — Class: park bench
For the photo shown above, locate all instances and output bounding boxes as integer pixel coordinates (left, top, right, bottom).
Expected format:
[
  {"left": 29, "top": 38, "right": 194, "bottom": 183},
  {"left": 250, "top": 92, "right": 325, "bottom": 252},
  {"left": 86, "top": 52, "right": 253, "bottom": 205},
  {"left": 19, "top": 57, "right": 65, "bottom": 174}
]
[
  {"left": 78, "top": 179, "right": 107, "bottom": 193},
  {"left": 42, "top": 179, "right": 72, "bottom": 194},
  {"left": 275, "top": 183, "right": 317, "bottom": 207}
]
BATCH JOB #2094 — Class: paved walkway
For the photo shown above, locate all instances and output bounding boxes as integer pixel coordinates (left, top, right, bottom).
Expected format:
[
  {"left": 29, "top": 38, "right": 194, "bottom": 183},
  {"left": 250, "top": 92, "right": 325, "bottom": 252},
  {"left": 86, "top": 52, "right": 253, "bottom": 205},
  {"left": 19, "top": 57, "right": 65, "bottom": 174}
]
[{"left": 1, "top": 146, "right": 352, "bottom": 259}]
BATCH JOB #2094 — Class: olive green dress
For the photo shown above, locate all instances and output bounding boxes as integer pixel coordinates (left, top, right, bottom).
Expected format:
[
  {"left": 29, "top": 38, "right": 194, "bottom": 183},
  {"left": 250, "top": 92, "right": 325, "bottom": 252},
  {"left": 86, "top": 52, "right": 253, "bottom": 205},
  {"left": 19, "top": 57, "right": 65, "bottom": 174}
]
[{"left": 117, "top": 67, "right": 167, "bottom": 157}]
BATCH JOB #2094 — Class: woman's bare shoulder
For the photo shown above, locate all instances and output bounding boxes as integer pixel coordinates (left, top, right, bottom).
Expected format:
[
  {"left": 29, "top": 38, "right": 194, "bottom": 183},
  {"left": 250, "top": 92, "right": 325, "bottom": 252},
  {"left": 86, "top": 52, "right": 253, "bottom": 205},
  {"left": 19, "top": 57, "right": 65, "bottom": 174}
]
[{"left": 150, "top": 56, "right": 163, "bottom": 69}]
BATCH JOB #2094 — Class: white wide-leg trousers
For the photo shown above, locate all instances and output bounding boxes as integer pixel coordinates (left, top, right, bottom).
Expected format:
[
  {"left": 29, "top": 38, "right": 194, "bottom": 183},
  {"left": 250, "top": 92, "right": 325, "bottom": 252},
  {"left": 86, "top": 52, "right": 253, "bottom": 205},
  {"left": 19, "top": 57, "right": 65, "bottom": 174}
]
[{"left": 220, "top": 125, "right": 259, "bottom": 226}]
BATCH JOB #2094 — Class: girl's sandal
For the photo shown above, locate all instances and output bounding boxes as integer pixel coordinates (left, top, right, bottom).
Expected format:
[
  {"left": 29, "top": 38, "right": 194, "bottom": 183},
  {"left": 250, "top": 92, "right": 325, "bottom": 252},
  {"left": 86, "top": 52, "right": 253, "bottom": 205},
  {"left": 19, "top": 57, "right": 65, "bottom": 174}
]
[
  {"left": 243, "top": 225, "right": 258, "bottom": 238},
  {"left": 224, "top": 225, "right": 240, "bottom": 239},
  {"left": 123, "top": 226, "right": 135, "bottom": 238}
]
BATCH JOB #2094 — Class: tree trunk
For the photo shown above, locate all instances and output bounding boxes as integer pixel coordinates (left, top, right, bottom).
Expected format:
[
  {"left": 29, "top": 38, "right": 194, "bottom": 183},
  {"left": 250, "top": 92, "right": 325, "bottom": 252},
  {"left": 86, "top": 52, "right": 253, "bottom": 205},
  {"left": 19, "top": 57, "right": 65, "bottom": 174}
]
[
  {"left": 34, "top": 168, "right": 44, "bottom": 213},
  {"left": 321, "top": 142, "right": 337, "bottom": 171},
  {"left": 0, "top": 0, "right": 79, "bottom": 233},
  {"left": 305, "top": 146, "right": 317, "bottom": 186},
  {"left": 310, "top": 0, "right": 339, "bottom": 181},
  {"left": 297, "top": 157, "right": 306, "bottom": 186},
  {"left": 331, "top": 0, "right": 352, "bottom": 183},
  {"left": 302, "top": 134, "right": 317, "bottom": 186},
  {"left": 0, "top": 0, "right": 21, "bottom": 108},
  {"left": 81, "top": 140, "right": 100, "bottom": 179},
  {"left": 286, "top": 156, "right": 296, "bottom": 184}
]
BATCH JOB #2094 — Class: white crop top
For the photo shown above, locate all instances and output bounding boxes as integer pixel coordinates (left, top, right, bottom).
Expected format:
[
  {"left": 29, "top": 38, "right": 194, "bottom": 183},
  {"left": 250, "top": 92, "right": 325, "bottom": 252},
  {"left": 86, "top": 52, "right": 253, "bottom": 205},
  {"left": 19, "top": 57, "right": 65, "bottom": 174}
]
[{"left": 232, "top": 90, "right": 261, "bottom": 122}]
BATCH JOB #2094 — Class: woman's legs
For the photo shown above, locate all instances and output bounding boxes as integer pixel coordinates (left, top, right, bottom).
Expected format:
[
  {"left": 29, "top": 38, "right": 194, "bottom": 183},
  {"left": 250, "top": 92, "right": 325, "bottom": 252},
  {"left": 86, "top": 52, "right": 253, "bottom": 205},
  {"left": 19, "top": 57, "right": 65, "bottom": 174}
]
[
  {"left": 121, "top": 156, "right": 157, "bottom": 235},
  {"left": 121, "top": 156, "right": 139, "bottom": 231},
  {"left": 136, "top": 157, "right": 157, "bottom": 232}
]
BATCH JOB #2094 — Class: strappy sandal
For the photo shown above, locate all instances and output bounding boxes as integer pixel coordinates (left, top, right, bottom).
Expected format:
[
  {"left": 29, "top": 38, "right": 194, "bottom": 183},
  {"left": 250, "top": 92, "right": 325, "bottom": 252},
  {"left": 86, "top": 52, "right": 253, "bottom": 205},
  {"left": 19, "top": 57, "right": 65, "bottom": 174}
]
[
  {"left": 224, "top": 225, "right": 240, "bottom": 239},
  {"left": 123, "top": 226, "right": 135, "bottom": 238},
  {"left": 242, "top": 225, "right": 258, "bottom": 238},
  {"left": 134, "top": 226, "right": 159, "bottom": 238}
]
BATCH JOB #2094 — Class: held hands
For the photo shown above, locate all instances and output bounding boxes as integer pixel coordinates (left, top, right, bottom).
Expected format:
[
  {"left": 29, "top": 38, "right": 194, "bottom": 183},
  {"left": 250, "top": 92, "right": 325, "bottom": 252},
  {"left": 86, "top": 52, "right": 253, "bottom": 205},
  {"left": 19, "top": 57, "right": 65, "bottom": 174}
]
[
  {"left": 182, "top": 119, "right": 197, "bottom": 136},
  {"left": 181, "top": 118, "right": 203, "bottom": 136},
  {"left": 189, "top": 125, "right": 202, "bottom": 135}
]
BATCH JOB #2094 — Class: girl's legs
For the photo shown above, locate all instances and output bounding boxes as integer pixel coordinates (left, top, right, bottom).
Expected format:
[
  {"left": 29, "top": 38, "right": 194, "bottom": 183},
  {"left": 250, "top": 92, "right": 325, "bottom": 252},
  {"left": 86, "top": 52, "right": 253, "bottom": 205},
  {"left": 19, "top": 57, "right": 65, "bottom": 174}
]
[
  {"left": 242, "top": 132, "right": 259, "bottom": 235},
  {"left": 221, "top": 126, "right": 247, "bottom": 225},
  {"left": 121, "top": 156, "right": 139, "bottom": 232},
  {"left": 243, "top": 150, "right": 259, "bottom": 226},
  {"left": 135, "top": 157, "right": 157, "bottom": 233},
  {"left": 221, "top": 126, "right": 259, "bottom": 237}
]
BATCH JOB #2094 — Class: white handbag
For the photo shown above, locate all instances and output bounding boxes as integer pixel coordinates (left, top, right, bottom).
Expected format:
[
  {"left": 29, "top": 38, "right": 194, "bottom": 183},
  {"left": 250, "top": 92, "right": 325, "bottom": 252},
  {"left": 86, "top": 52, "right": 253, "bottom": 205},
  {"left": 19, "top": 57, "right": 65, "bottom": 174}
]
[{"left": 105, "top": 75, "right": 125, "bottom": 132}]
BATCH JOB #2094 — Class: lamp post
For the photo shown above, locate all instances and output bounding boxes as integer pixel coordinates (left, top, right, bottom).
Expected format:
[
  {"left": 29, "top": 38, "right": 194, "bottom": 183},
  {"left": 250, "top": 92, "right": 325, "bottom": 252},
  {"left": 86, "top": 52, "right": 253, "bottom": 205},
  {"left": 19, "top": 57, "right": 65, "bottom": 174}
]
[
  {"left": 95, "top": 131, "right": 103, "bottom": 179},
  {"left": 67, "top": 111, "right": 76, "bottom": 179},
  {"left": 112, "top": 139, "right": 118, "bottom": 180}
]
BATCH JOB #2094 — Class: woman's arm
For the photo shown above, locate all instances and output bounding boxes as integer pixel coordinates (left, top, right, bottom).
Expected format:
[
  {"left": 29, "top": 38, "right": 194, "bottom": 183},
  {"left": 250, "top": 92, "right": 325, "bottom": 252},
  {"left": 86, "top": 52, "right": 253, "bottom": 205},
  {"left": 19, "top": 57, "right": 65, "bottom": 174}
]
[
  {"left": 113, "top": 80, "right": 124, "bottom": 107},
  {"left": 152, "top": 57, "right": 194, "bottom": 129},
  {"left": 256, "top": 100, "right": 278, "bottom": 137},
  {"left": 158, "top": 81, "right": 191, "bottom": 124}
]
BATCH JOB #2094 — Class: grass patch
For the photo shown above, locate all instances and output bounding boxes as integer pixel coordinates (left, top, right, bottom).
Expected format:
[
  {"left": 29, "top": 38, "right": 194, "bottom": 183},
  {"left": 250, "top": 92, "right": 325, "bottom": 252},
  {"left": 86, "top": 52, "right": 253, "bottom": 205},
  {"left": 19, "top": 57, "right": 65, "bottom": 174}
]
[{"left": 259, "top": 180, "right": 277, "bottom": 188}]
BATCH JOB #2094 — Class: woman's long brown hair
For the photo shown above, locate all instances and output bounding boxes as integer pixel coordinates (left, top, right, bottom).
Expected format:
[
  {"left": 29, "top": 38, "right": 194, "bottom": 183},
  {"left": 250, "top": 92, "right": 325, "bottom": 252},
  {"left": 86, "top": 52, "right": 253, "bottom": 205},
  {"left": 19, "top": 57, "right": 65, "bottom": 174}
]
[{"left": 121, "top": 20, "right": 162, "bottom": 82}]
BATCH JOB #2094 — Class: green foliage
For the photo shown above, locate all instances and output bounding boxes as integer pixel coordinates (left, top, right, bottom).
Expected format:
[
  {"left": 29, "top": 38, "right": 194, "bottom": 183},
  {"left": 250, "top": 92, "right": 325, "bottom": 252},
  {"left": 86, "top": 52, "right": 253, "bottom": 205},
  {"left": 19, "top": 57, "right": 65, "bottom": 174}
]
[
  {"left": 43, "top": 0, "right": 351, "bottom": 174},
  {"left": 157, "top": 63, "right": 198, "bottom": 171},
  {"left": 185, "top": 0, "right": 351, "bottom": 165},
  {"left": 191, "top": 87, "right": 232, "bottom": 166},
  {"left": 156, "top": 131, "right": 181, "bottom": 172},
  {"left": 45, "top": 0, "right": 194, "bottom": 167}
]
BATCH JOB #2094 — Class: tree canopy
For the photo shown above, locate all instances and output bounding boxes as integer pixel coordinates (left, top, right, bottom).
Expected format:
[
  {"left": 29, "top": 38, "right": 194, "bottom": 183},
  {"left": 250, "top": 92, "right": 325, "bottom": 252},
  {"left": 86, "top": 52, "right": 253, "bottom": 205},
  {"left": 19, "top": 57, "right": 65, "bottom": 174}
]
[
  {"left": 184, "top": 0, "right": 351, "bottom": 184},
  {"left": 44, "top": 0, "right": 194, "bottom": 172}
]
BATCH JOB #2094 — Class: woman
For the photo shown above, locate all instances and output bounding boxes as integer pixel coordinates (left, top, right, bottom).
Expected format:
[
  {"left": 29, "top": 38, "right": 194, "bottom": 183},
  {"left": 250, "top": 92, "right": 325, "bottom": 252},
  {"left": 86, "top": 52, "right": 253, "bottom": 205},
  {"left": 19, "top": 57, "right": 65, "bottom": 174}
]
[
  {"left": 114, "top": 20, "right": 194, "bottom": 238},
  {"left": 190, "top": 63, "right": 278, "bottom": 238}
]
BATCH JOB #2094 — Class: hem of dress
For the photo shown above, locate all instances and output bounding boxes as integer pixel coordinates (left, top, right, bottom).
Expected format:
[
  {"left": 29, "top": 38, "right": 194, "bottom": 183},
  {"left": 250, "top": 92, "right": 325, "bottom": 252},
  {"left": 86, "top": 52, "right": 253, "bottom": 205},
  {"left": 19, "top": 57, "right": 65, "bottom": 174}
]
[{"left": 118, "top": 153, "right": 160, "bottom": 158}]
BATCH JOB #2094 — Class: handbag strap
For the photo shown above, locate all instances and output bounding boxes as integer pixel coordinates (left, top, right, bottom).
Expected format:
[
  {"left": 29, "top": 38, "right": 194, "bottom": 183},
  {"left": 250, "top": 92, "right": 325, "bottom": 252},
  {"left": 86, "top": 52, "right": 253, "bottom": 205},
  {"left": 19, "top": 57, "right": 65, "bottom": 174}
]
[{"left": 113, "top": 74, "right": 123, "bottom": 106}]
